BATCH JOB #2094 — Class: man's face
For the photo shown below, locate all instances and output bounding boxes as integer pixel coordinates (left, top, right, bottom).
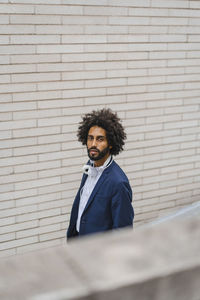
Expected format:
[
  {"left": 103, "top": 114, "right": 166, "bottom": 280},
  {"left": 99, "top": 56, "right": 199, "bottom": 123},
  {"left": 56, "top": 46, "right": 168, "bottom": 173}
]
[{"left": 87, "top": 126, "right": 111, "bottom": 164}]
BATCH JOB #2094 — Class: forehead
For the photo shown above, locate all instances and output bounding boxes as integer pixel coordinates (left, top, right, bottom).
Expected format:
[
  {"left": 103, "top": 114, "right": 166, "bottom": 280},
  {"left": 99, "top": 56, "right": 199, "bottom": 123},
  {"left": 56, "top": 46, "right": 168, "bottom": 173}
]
[{"left": 88, "top": 126, "right": 106, "bottom": 137}]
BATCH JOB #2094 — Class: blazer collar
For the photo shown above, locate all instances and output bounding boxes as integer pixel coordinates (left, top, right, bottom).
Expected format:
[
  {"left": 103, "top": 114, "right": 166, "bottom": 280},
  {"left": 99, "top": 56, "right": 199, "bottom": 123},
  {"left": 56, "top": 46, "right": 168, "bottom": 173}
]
[{"left": 82, "top": 160, "right": 114, "bottom": 213}]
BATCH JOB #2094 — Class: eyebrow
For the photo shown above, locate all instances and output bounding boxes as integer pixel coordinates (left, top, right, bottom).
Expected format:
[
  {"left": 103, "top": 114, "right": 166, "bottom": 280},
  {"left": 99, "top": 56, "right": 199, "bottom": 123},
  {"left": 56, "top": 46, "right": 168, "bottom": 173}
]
[{"left": 88, "top": 135, "right": 106, "bottom": 138}]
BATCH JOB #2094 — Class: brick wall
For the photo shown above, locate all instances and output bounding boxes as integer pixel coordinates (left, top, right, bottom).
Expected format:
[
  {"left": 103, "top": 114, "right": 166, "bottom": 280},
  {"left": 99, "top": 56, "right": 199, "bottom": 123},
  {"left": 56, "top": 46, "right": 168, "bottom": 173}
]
[{"left": 0, "top": 0, "right": 200, "bottom": 257}]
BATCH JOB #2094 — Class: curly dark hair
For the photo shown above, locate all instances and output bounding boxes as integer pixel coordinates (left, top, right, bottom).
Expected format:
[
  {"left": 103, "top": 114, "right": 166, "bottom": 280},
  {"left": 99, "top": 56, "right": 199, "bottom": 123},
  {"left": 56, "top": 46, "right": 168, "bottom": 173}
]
[{"left": 77, "top": 108, "right": 126, "bottom": 156}]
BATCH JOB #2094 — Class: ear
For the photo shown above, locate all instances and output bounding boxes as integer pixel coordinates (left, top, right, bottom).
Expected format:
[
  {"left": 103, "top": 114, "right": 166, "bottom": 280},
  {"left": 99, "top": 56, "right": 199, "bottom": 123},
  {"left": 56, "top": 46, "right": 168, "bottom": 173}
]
[{"left": 109, "top": 145, "right": 112, "bottom": 149}]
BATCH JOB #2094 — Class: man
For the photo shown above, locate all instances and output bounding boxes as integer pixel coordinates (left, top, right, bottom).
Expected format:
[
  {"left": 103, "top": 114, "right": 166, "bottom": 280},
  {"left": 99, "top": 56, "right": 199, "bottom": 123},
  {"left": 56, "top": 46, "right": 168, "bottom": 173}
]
[{"left": 67, "top": 108, "right": 134, "bottom": 239}]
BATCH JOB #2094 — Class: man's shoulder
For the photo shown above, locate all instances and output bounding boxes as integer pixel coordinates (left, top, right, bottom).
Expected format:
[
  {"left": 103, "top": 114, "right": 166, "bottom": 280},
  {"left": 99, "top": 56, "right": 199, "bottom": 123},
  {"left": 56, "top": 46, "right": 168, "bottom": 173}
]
[{"left": 109, "top": 160, "right": 129, "bottom": 182}]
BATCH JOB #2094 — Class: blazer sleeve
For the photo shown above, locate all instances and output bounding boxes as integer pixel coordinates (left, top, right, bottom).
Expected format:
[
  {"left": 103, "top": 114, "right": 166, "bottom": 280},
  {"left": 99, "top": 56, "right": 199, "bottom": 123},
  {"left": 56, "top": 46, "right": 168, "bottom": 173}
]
[{"left": 111, "top": 181, "right": 134, "bottom": 229}]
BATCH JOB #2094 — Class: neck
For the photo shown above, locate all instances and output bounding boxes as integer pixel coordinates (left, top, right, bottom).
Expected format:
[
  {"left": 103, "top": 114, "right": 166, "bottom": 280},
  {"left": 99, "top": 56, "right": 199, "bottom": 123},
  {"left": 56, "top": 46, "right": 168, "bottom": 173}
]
[{"left": 94, "top": 153, "right": 110, "bottom": 167}]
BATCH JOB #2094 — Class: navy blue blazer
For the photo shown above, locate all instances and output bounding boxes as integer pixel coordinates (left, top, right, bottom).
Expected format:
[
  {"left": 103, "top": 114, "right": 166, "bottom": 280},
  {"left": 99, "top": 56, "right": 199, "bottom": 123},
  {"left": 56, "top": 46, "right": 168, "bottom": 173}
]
[{"left": 67, "top": 160, "right": 134, "bottom": 239}]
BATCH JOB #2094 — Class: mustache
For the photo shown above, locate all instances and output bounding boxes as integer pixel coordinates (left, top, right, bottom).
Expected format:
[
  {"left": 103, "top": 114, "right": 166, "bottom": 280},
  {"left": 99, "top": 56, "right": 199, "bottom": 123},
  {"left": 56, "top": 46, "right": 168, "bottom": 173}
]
[{"left": 88, "top": 147, "right": 100, "bottom": 152}]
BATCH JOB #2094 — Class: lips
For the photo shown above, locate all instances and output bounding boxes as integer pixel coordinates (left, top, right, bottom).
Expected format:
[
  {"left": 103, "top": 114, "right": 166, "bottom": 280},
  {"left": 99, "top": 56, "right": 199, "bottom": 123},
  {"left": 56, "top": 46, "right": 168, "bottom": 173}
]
[
  {"left": 89, "top": 148, "right": 99, "bottom": 156},
  {"left": 90, "top": 150, "right": 98, "bottom": 155}
]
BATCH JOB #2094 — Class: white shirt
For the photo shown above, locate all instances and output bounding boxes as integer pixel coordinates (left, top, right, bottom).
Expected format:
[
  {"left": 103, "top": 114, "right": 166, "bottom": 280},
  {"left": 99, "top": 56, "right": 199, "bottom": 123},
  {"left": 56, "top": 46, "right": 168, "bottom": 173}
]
[{"left": 76, "top": 156, "right": 112, "bottom": 232}]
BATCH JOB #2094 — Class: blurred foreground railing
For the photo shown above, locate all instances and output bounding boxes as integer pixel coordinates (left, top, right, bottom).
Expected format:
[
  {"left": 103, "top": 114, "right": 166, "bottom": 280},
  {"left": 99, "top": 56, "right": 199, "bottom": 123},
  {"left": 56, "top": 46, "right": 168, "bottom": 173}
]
[{"left": 0, "top": 202, "right": 200, "bottom": 300}]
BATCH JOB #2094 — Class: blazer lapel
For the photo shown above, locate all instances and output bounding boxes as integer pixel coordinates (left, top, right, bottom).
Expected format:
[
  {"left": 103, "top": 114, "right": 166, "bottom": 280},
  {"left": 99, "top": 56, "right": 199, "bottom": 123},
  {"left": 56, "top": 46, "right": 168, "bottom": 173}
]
[{"left": 83, "top": 166, "right": 110, "bottom": 213}]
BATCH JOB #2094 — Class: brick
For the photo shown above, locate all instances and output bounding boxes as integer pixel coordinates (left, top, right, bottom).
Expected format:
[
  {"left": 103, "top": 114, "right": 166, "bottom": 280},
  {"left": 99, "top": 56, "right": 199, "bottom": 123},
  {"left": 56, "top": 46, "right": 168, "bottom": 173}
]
[
  {"left": 85, "top": 61, "right": 127, "bottom": 71},
  {"left": 16, "top": 192, "right": 61, "bottom": 207},
  {"left": 162, "top": 149, "right": 195, "bottom": 160},
  {"left": 62, "top": 70, "right": 106, "bottom": 81},
  {"left": 148, "top": 83, "right": 185, "bottom": 93},
  {"left": 38, "top": 62, "right": 83, "bottom": 72},
  {"left": 0, "top": 24, "right": 35, "bottom": 34},
  {"left": 36, "top": 5, "right": 83, "bottom": 15},
  {"left": 85, "top": 78, "right": 126, "bottom": 88},
  {"left": 0, "top": 55, "right": 9, "bottom": 65},
  {"left": 62, "top": 0, "right": 107, "bottom": 4},
  {"left": 108, "top": 52, "right": 148, "bottom": 61},
  {"left": 10, "top": 15, "right": 61, "bottom": 25},
  {"left": 13, "top": 90, "right": 62, "bottom": 102},
  {"left": 1, "top": 102, "right": 36, "bottom": 113},
  {"left": 0, "top": 236, "right": 38, "bottom": 251},
  {"left": 62, "top": 53, "right": 106, "bottom": 62},
  {"left": 0, "top": 155, "right": 37, "bottom": 167},
  {"left": 182, "top": 112, "right": 200, "bottom": 121},
  {"left": 0, "top": 4, "right": 34, "bottom": 14},
  {"left": 164, "top": 120, "right": 198, "bottom": 130},
  {"left": 38, "top": 199, "right": 66, "bottom": 211},
  {"left": 0, "top": 188, "right": 37, "bottom": 202},
  {"left": 62, "top": 15, "right": 107, "bottom": 25},
  {"left": 11, "top": 54, "right": 60, "bottom": 64},
  {"left": 151, "top": 17, "right": 188, "bottom": 25},
  {"left": 87, "top": 6, "right": 128, "bottom": 16},
  {"left": 108, "top": 0, "right": 151, "bottom": 7},
  {"left": 190, "top": 1, "right": 200, "bottom": 8},
  {"left": 129, "top": 25, "right": 168, "bottom": 34},
  {"left": 11, "top": 35, "right": 60, "bottom": 45},
  {"left": 39, "top": 229, "right": 65, "bottom": 242},
  {"left": 0, "top": 130, "right": 12, "bottom": 140},
  {"left": 85, "top": 25, "right": 128, "bottom": 34},
  {"left": 63, "top": 34, "right": 107, "bottom": 44},
  {"left": 11, "top": 72, "right": 60, "bottom": 83},
  {"left": 143, "top": 187, "right": 177, "bottom": 200},
  {"left": 0, "top": 233, "right": 15, "bottom": 243},
  {"left": 0, "top": 200, "right": 14, "bottom": 210},
  {"left": 16, "top": 239, "right": 61, "bottom": 255},
  {"left": 0, "top": 74, "right": 10, "bottom": 83},
  {"left": 13, "top": 143, "right": 60, "bottom": 156},
  {"left": 0, "top": 119, "right": 36, "bottom": 131},
  {"left": 13, "top": 126, "right": 60, "bottom": 138},
  {"left": 161, "top": 163, "right": 193, "bottom": 175},
  {"left": 107, "top": 68, "right": 147, "bottom": 78},
  {"left": 0, "top": 35, "right": 9, "bottom": 44},
  {"left": 0, "top": 171, "right": 37, "bottom": 185},
  {"left": 13, "top": 108, "right": 62, "bottom": 121},
  {"left": 0, "top": 112, "right": 12, "bottom": 121},
  {"left": 128, "top": 75, "right": 166, "bottom": 86},
  {"left": 0, "top": 15, "right": 9, "bottom": 24},
  {"left": 9, "top": 0, "right": 61, "bottom": 3},
  {"left": 2, "top": 220, "right": 38, "bottom": 235},
  {"left": 37, "top": 43, "right": 83, "bottom": 53},
  {"left": 36, "top": 25, "right": 84, "bottom": 34},
  {"left": 0, "top": 149, "right": 12, "bottom": 159},
  {"left": 109, "top": 16, "right": 150, "bottom": 25},
  {"left": 129, "top": 7, "right": 168, "bottom": 16},
  {"left": 149, "top": 66, "right": 185, "bottom": 76},
  {"left": 38, "top": 98, "right": 83, "bottom": 109},
  {"left": 0, "top": 217, "right": 15, "bottom": 227},
  {"left": 149, "top": 51, "right": 186, "bottom": 60},
  {"left": 39, "top": 214, "right": 67, "bottom": 227},
  {"left": 151, "top": 0, "right": 189, "bottom": 8},
  {"left": 0, "top": 83, "right": 36, "bottom": 94},
  {"left": 15, "top": 177, "right": 61, "bottom": 191},
  {"left": 0, "top": 64, "right": 36, "bottom": 74},
  {"left": 37, "top": 80, "right": 84, "bottom": 92},
  {"left": 0, "top": 45, "right": 35, "bottom": 55},
  {"left": 0, "top": 166, "right": 13, "bottom": 176}
]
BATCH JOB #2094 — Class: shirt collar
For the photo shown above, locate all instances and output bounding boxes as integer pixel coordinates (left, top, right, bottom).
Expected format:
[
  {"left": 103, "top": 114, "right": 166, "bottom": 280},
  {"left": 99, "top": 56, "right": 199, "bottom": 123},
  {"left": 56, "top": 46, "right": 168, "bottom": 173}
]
[{"left": 90, "top": 155, "right": 112, "bottom": 172}]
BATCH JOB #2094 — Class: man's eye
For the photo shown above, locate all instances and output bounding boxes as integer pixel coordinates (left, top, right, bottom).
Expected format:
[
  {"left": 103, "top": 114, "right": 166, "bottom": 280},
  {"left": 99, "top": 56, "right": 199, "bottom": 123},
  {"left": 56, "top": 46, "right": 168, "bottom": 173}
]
[{"left": 98, "top": 137, "right": 104, "bottom": 142}]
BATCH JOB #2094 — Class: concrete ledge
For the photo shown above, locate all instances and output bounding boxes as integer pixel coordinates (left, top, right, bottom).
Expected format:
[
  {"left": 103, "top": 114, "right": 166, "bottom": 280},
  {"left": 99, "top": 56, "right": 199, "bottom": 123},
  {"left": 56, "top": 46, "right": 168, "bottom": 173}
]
[{"left": 0, "top": 214, "right": 200, "bottom": 300}]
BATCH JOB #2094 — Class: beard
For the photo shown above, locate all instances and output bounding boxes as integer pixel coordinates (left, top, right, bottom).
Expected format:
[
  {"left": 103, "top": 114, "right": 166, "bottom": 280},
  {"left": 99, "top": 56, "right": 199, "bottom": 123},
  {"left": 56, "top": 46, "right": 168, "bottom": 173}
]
[{"left": 87, "top": 146, "right": 110, "bottom": 161}]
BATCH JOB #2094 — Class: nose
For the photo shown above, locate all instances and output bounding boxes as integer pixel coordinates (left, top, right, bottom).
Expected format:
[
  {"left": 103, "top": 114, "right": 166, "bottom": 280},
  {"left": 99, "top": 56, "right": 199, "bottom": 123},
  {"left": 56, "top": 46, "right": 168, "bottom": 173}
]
[{"left": 91, "top": 138, "right": 97, "bottom": 147}]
